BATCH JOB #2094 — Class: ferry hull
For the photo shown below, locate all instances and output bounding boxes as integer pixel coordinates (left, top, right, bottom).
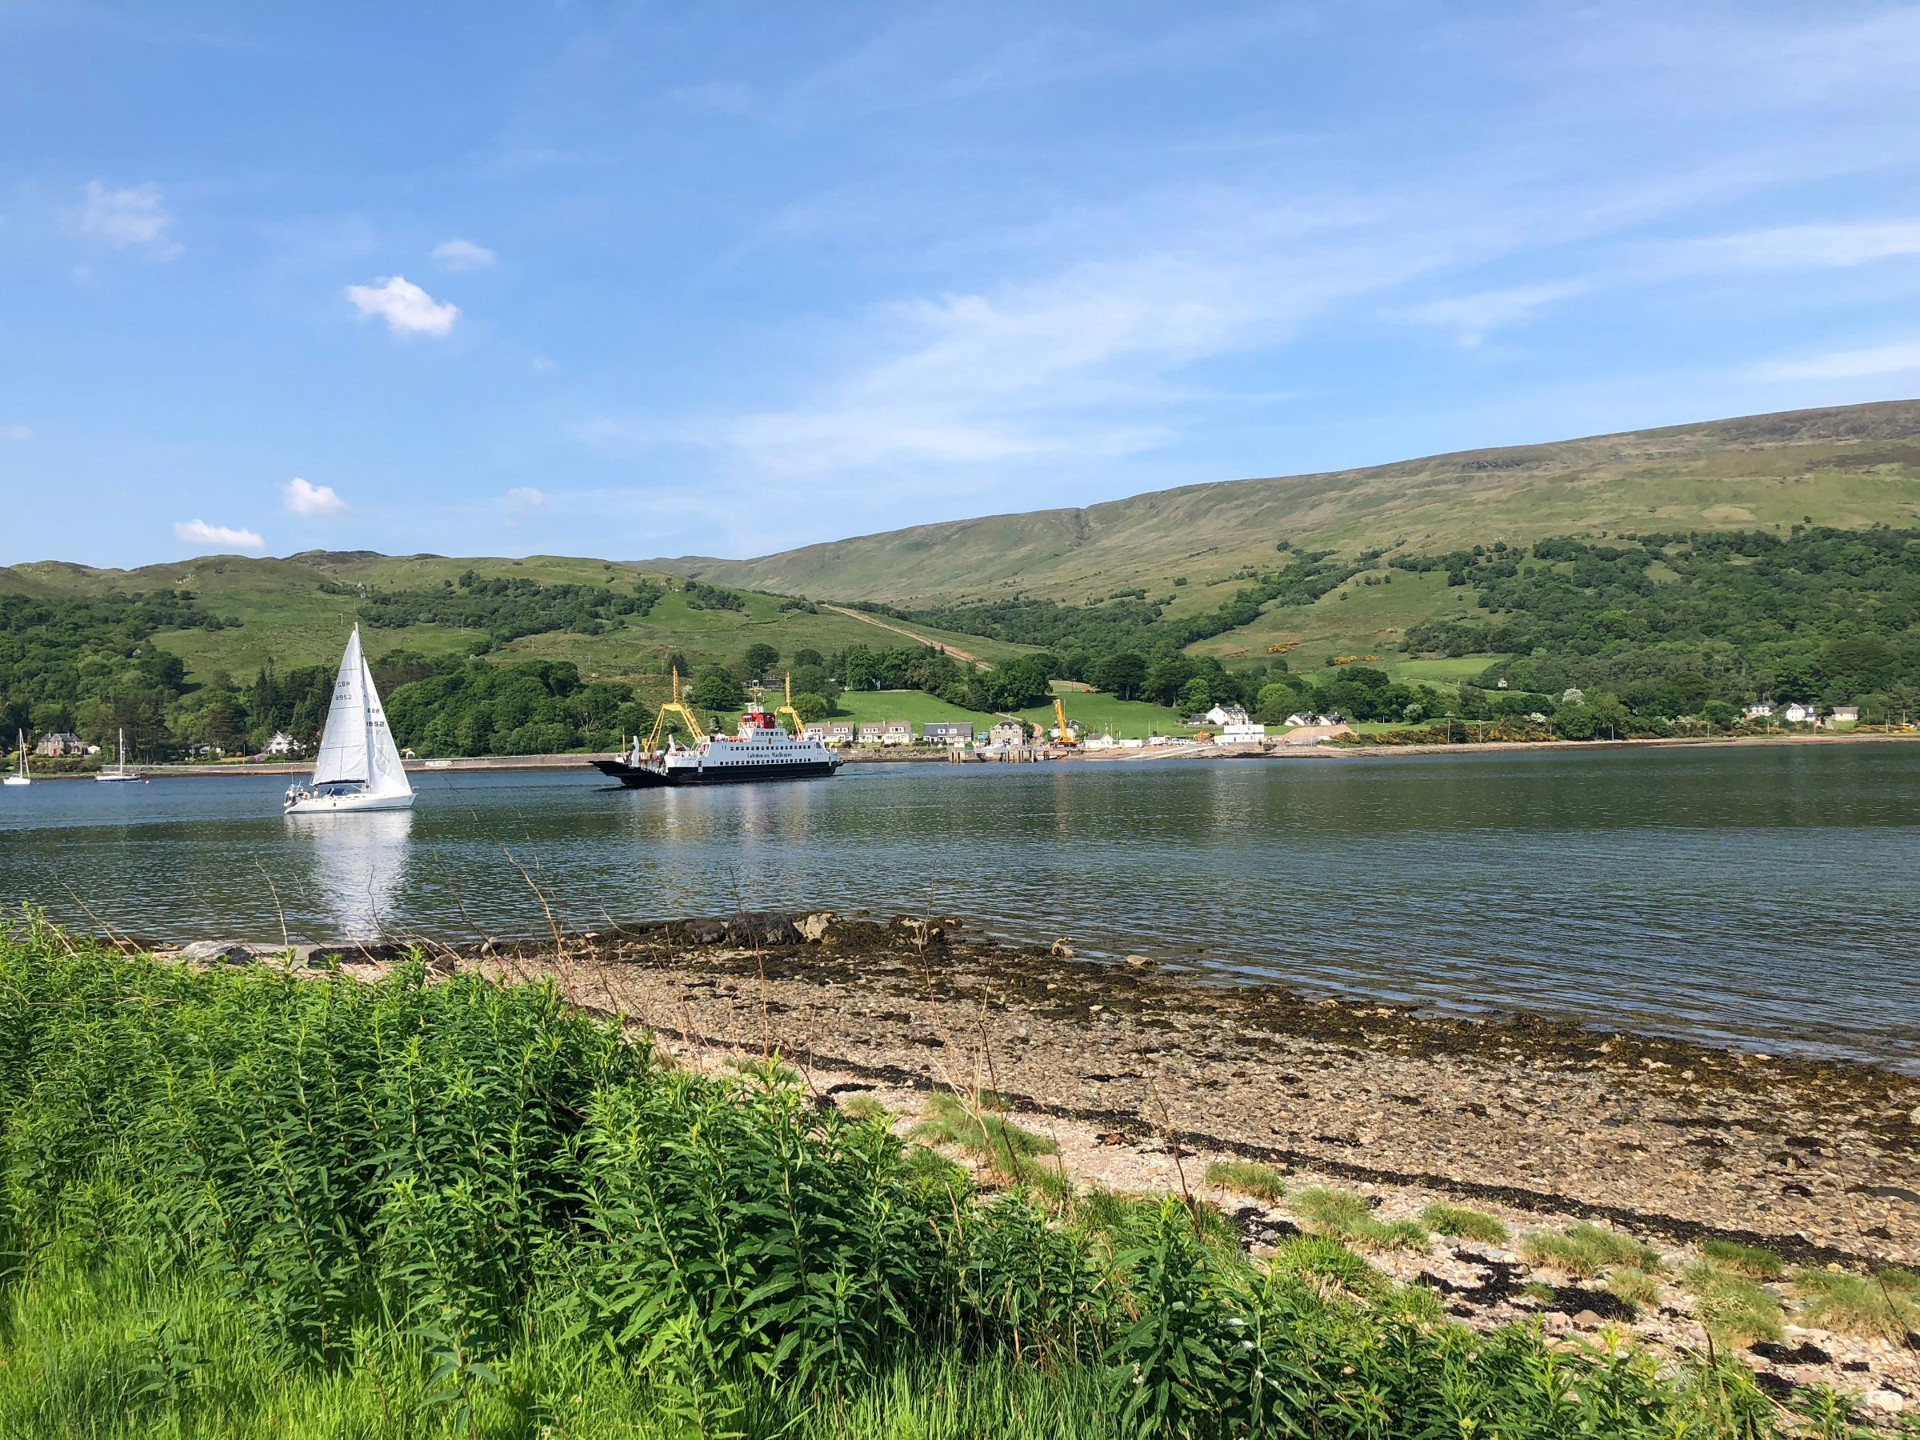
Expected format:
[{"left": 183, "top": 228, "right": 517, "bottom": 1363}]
[{"left": 592, "top": 758, "right": 839, "bottom": 788}]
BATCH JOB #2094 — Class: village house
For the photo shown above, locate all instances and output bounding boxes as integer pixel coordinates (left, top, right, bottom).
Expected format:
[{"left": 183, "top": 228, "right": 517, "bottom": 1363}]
[
  {"left": 1283, "top": 712, "right": 1341, "bottom": 728},
  {"left": 1081, "top": 731, "right": 1119, "bottom": 751},
  {"left": 1200, "top": 704, "right": 1250, "bottom": 728},
  {"left": 265, "top": 731, "right": 302, "bottom": 756},
  {"left": 855, "top": 722, "right": 889, "bottom": 745},
  {"left": 1742, "top": 702, "right": 1775, "bottom": 720},
  {"left": 1827, "top": 705, "right": 1860, "bottom": 727},
  {"left": 804, "top": 721, "right": 858, "bottom": 746},
  {"left": 922, "top": 722, "right": 974, "bottom": 745},
  {"left": 1782, "top": 703, "right": 1819, "bottom": 725},
  {"left": 987, "top": 721, "right": 1026, "bottom": 748},
  {"left": 1219, "top": 721, "right": 1268, "bottom": 744},
  {"left": 33, "top": 732, "right": 86, "bottom": 757},
  {"left": 879, "top": 721, "right": 913, "bottom": 746}
]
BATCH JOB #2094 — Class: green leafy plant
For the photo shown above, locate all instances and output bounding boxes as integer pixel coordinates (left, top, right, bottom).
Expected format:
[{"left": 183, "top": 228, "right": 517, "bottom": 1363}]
[
  {"left": 1204, "top": 1159, "right": 1286, "bottom": 1203},
  {"left": 1521, "top": 1224, "right": 1662, "bottom": 1279}
]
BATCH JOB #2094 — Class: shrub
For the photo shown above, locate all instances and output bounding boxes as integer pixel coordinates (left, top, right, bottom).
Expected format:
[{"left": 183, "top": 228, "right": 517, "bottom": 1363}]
[{"left": 1291, "top": 1187, "right": 1428, "bottom": 1251}]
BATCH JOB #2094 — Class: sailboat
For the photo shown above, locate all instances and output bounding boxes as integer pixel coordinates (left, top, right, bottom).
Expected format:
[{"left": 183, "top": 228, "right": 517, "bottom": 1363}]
[
  {"left": 96, "top": 728, "right": 142, "bottom": 782},
  {"left": 284, "top": 626, "right": 414, "bottom": 815},
  {"left": 3, "top": 731, "right": 27, "bottom": 786}
]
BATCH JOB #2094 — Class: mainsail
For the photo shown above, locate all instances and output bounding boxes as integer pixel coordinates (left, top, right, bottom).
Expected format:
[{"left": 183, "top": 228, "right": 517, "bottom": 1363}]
[{"left": 311, "top": 627, "right": 371, "bottom": 785}]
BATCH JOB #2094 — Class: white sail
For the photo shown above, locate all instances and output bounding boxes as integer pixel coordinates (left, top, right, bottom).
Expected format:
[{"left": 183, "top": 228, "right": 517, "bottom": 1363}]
[
  {"left": 360, "top": 650, "right": 412, "bottom": 799},
  {"left": 311, "top": 627, "right": 372, "bottom": 786}
]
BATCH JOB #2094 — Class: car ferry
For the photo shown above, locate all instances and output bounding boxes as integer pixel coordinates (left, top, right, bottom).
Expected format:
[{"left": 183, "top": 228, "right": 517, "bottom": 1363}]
[{"left": 592, "top": 673, "right": 840, "bottom": 788}]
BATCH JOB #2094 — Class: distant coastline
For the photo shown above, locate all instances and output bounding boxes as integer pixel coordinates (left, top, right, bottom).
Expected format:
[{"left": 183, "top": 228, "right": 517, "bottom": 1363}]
[{"left": 16, "top": 727, "right": 1920, "bottom": 780}]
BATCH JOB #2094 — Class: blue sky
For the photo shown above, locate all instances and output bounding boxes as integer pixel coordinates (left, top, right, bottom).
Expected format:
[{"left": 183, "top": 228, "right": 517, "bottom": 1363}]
[{"left": 4, "top": 2, "right": 1920, "bottom": 569}]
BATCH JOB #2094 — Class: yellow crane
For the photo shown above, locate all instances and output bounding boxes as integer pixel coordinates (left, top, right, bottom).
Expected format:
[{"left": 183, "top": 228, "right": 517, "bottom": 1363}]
[
  {"left": 1052, "top": 697, "right": 1080, "bottom": 747},
  {"left": 775, "top": 674, "right": 807, "bottom": 737},
  {"left": 644, "top": 668, "right": 708, "bottom": 756}
]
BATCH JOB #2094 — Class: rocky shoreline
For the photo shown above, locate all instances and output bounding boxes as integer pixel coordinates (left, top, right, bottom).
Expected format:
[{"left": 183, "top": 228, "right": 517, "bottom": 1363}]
[{"left": 163, "top": 911, "right": 1920, "bottom": 1417}]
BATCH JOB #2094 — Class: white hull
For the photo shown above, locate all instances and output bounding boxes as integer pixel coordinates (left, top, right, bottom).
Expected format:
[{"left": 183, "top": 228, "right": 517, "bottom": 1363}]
[
  {"left": 285, "top": 789, "right": 415, "bottom": 814},
  {"left": 1, "top": 777, "right": 26, "bottom": 787},
  {"left": 95, "top": 773, "right": 141, "bottom": 783}
]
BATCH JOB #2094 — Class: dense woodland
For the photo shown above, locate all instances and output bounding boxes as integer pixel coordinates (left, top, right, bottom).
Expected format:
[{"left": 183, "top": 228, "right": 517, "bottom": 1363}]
[
  {"left": 357, "top": 573, "right": 667, "bottom": 644},
  {"left": 1399, "top": 527, "right": 1920, "bottom": 721}
]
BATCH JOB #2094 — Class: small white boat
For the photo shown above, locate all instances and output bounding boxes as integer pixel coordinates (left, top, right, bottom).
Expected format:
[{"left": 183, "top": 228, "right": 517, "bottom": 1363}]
[
  {"left": 96, "top": 728, "right": 143, "bottom": 782},
  {"left": 285, "top": 626, "right": 415, "bottom": 815},
  {"left": 3, "top": 731, "right": 27, "bottom": 786}
]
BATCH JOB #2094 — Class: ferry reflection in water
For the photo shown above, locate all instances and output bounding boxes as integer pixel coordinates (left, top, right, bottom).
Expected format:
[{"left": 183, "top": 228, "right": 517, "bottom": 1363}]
[{"left": 291, "top": 810, "right": 415, "bottom": 940}]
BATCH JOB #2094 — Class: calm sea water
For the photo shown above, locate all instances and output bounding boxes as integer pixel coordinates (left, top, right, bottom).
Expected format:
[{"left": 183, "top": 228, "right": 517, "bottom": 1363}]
[{"left": 2, "top": 746, "right": 1916, "bottom": 1066}]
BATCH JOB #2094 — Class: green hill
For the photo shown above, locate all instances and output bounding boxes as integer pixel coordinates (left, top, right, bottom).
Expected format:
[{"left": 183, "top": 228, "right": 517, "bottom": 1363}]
[
  {"left": 643, "top": 399, "right": 1920, "bottom": 609},
  {"left": 0, "top": 551, "right": 1030, "bottom": 690}
]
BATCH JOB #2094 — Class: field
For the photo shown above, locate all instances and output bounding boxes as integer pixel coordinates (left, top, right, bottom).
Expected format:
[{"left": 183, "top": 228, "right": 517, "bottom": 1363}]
[
  {"left": 1018, "top": 683, "right": 1194, "bottom": 739},
  {"left": 0, "top": 922, "right": 1825, "bottom": 1440},
  {"left": 830, "top": 688, "right": 993, "bottom": 728},
  {"left": 1187, "top": 568, "right": 1488, "bottom": 672}
]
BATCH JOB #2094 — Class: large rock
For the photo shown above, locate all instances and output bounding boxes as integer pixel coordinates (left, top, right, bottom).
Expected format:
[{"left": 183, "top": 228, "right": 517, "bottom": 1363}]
[
  {"left": 178, "top": 940, "right": 260, "bottom": 966},
  {"left": 795, "top": 911, "right": 836, "bottom": 943}
]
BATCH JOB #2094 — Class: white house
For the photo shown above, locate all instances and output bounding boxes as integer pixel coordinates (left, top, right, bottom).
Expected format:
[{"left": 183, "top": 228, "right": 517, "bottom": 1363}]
[
  {"left": 1220, "top": 722, "right": 1268, "bottom": 744},
  {"left": 265, "top": 731, "right": 301, "bottom": 756},
  {"left": 1283, "top": 712, "right": 1341, "bottom": 728},
  {"left": 987, "top": 721, "right": 1027, "bottom": 748},
  {"left": 1202, "top": 704, "right": 1250, "bottom": 728},
  {"left": 805, "top": 721, "right": 857, "bottom": 745},
  {"left": 1742, "top": 703, "right": 1775, "bottom": 720},
  {"left": 1782, "top": 703, "right": 1819, "bottom": 725},
  {"left": 923, "top": 722, "right": 974, "bottom": 745},
  {"left": 1082, "top": 731, "right": 1119, "bottom": 751},
  {"left": 1827, "top": 705, "right": 1860, "bottom": 727}
]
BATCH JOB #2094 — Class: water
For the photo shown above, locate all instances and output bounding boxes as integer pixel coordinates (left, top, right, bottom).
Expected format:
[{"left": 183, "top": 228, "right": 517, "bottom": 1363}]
[{"left": 2, "top": 745, "right": 1916, "bottom": 1066}]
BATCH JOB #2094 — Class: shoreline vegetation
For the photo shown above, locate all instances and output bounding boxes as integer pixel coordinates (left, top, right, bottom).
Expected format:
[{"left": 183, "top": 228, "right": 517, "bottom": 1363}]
[
  {"left": 16, "top": 910, "right": 1912, "bottom": 1434},
  {"left": 13, "top": 725, "right": 1920, "bottom": 780}
]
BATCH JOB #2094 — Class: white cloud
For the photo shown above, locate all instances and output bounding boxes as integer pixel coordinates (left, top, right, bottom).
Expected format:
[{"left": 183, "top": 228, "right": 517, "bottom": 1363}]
[
  {"left": 1406, "top": 282, "right": 1588, "bottom": 347},
  {"left": 174, "top": 519, "right": 265, "bottom": 551},
  {"left": 1753, "top": 339, "right": 1920, "bottom": 382},
  {"left": 283, "top": 477, "right": 347, "bottom": 516},
  {"left": 1686, "top": 220, "right": 1920, "bottom": 272},
  {"left": 505, "top": 486, "right": 548, "bottom": 507},
  {"left": 343, "top": 275, "right": 460, "bottom": 337},
  {"left": 0, "top": 423, "right": 30, "bottom": 441},
  {"left": 431, "top": 238, "right": 497, "bottom": 272},
  {"left": 74, "top": 180, "right": 181, "bottom": 259},
  {"left": 532, "top": 353, "right": 557, "bottom": 372}
]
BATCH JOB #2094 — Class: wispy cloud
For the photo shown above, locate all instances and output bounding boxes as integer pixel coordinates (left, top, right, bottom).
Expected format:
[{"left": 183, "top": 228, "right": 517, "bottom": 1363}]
[
  {"left": 174, "top": 519, "right": 265, "bottom": 551},
  {"left": 343, "top": 275, "right": 460, "bottom": 337},
  {"left": 1406, "top": 282, "right": 1588, "bottom": 347},
  {"left": 282, "top": 477, "right": 347, "bottom": 516},
  {"left": 0, "top": 423, "right": 30, "bottom": 441},
  {"left": 73, "top": 180, "right": 181, "bottom": 260},
  {"left": 1683, "top": 220, "right": 1920, "bottom": 271},
  {"left": 505, "top": 486, "right": 548, "bottom": 507},
  {"left": 1753, "top": 339, "right": 1920, "bottom": 383},
  {"left": 431, "top": 237, "right": 496, "bottom": 272}
]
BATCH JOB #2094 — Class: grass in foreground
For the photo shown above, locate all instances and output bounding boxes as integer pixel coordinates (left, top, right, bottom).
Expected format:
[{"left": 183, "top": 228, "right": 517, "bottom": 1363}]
[
  {"left": 0, "top": 915, "right": 1870, "bottom": 1440},
  {"left": 1792, "top": 1266, "right": 1920, "bottom": 1342},
  {"left": 1521, "top": 1223, "right": 1663, "bottom": 1279},
  {"left": 1421, "top": 1203, "right": 1510, "bottom": 1244},
  {"left": 1204, "top": 1159, "right": 1287, "bottom": 1204},
  {"left": 1290, "top": 1186, "right": 1429, "bottom": 1251},
  {"left": 1686, "top": 1263, "right": 1785, "bottom": 1348}
]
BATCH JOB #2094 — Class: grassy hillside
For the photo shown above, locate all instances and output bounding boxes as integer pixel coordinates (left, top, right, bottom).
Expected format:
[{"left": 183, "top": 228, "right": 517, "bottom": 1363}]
[
  {"left": 0, "top": 551, "right": 1031, "bottom": 691},
  {"left": 645, "top": 399, "right": 1920, "bottom": 607}
]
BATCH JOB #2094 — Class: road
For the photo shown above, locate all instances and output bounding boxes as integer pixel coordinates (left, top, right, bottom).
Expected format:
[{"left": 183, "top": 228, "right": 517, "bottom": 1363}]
[{"left": 823, "top": 605, "right": 991, "bottom": 669}]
